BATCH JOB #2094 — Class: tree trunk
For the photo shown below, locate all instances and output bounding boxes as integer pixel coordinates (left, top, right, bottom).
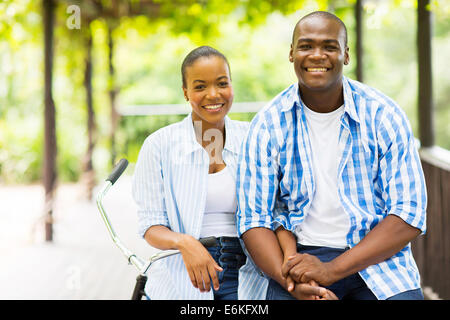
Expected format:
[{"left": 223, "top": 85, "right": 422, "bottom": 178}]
[
  {"left": 82, "top": 25, "right": 96, "bottom": 200},
  {"left": 355, "top": 0, "right": 364, "bottom": 82},
  {"left": 417, "top": 0, "right": 434, "bottom": 147},
  {"left": 107, "top": 23, "right": 119, "bottom": 167},
  {"left": 43, "top": 0, "right": 57, "bottom": 242}
]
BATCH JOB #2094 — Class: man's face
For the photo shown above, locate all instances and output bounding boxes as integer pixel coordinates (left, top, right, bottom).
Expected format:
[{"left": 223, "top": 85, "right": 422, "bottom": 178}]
[{"left": 289, "top": 16, "right": 349, "bottom": 93}]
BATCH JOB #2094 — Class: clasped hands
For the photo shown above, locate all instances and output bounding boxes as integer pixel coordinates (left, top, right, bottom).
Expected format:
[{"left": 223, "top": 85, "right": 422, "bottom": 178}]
[{"left": 281, "top": 253, "right": 339, "bottom": 300}]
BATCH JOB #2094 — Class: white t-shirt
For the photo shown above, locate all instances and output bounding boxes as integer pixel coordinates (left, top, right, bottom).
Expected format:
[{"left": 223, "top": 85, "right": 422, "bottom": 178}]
[
  {"left": 200, "top": 166, "right": 238, "bottom": 238},
  {"left": 294, "top": 104, "right": 350, "bottom": 249}
]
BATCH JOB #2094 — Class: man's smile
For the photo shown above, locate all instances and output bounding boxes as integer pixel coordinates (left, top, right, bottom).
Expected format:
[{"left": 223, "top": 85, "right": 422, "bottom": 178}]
[{"left": 304, "top": 67, "right": 330, "bottom": 72}]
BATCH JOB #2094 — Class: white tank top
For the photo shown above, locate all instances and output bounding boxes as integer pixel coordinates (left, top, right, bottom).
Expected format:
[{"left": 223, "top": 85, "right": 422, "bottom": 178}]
[
  {"left": 294, "top": 104, "right": 350, "bottom": 249},
  {"left": 200, "top": 166, "right": 238, "bottom": 238}
]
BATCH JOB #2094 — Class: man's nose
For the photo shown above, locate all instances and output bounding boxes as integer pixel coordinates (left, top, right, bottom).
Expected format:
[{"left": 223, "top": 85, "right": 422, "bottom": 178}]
[{"left": 310, "top": 48, "right": 326, "bottom": 60}]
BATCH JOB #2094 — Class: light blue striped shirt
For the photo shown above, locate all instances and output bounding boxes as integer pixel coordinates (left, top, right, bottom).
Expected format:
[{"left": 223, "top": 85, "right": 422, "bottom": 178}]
[
  {"left": 236, "top": 76, "right": 427, "bottom": 300},
  {"left": 132, "top": 113, "right": 266, "bottom": 299}
]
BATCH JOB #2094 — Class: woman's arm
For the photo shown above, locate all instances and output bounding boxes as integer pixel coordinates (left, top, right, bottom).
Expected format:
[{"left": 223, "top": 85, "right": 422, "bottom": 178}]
[
  {"left": 144, "top": 225, "right": 222, "bottom": 293},
  {"left": 275, "top": 227, "right": 297, "bottom": 292}
]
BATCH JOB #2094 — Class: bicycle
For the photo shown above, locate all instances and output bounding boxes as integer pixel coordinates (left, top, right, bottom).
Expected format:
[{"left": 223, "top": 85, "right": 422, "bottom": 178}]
[{"left": 96, "top": 158, "right": 217, "bottom": 300}]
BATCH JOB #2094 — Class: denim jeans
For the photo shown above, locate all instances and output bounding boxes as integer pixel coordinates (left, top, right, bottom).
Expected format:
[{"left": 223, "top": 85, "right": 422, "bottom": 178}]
[
  {"left": 206, "top": 236, "right": 246, "bottom": 300},
  {"left": 266, "top": 244, "right": 424, "bottom": 300}
]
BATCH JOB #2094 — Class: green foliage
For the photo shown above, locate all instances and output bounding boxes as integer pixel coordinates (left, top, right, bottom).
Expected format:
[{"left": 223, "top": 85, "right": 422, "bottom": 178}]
[{"left": 0, "top": 0, "right": 449, "bottom": 184}]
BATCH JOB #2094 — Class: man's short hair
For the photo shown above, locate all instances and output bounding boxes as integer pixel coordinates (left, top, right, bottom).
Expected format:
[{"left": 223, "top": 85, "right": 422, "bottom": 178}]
[{"left": 292, "top": 11, "right": 348, "bottom": 48}]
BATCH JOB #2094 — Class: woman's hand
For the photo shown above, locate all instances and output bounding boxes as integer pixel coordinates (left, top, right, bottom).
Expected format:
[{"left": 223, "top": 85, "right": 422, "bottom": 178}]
[{"left": 177, "top": 234, "right": 223, "bottom": 293}]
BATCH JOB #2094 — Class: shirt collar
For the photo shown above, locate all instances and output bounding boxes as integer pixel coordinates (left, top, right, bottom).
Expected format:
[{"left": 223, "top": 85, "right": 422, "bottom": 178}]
[
  {"left": 280, "top": 76, "right": 360, "bottom": 122},
  {"left": 281, "top": 76, "right": 369, "bottom": 152},
  {"left": 342, "top": 76, "right": 361, "bottom": 124},
  {"left": 180, "top": 113, "right": 239, "bottom": 156}
]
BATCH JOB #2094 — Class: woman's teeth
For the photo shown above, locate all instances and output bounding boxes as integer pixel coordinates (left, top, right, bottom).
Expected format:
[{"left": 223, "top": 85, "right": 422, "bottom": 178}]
[{"left": 203, "top": 104, "right": 223, "bottom": 110}]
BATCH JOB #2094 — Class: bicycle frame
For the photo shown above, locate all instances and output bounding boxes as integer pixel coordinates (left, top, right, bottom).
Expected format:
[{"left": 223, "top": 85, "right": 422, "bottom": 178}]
[{"left": 96, "top": 159, "right": 180, "bottom": 300}]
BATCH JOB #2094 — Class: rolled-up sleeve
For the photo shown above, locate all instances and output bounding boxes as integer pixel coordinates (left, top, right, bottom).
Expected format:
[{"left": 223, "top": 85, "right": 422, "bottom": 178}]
[
  {"left": 377, "top": 108, "right": 427, "bottom": 234},
  {"left": 236, "top": 117, "right": 280, "bottom": 237},
  {"left": 132, "top": 133, "right": 169, "bottom": 238}
]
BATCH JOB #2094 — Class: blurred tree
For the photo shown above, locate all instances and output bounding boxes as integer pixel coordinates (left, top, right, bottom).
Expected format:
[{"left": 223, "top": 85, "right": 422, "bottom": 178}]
[{"left": 43, "top": 0, "right": 57, "bottom": 242}]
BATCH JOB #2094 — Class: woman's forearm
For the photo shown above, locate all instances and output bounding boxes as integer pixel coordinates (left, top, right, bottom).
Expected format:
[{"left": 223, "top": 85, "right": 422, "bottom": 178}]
[{"left": 144, "top": 225, "right": 192, "bottom": 251}]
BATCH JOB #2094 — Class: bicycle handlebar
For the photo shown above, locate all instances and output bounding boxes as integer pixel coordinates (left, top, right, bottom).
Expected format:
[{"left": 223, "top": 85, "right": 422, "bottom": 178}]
[{"left": 107, "top": 158, "right": 129, "bottom": 185}]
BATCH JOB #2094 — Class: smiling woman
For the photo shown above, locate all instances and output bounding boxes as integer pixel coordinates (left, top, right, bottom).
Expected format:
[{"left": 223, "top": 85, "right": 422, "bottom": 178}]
[
  {"left": 131, "top": 46, "right": 255, "bottom": 300},
  {"left": 182, "top": 50, "right": 234, "bottom": 144}
]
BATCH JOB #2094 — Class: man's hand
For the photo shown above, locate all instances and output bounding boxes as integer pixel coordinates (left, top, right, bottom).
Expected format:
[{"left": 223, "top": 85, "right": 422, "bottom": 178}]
[{"left": 282, "top": 253, "right": 338, "bottom": 287}]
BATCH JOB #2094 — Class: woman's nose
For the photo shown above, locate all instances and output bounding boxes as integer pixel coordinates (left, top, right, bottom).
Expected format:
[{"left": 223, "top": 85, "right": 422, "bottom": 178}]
[{"left": 206, "top": 86, "right": 219, "bottom": 99}]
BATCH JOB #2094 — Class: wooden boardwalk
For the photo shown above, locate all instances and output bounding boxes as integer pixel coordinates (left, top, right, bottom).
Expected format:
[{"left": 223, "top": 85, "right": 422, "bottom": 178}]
[
  {"left": 0, "top": 175, "right": 155, "bottom": 300},
  {"left": 0, "top": 174, "right": 441, "bottom": 300}
]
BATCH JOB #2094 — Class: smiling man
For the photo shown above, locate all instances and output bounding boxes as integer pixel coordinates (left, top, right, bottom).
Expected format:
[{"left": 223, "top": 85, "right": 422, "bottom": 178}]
[{"left": 236, "top": 11, "right": 427, "bottom": 300}]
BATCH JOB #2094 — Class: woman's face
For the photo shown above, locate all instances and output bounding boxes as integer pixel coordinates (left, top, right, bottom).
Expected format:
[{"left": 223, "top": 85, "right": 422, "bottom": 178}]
[{"left": 183, "top": 56, "right": 233, "bottom": 129}]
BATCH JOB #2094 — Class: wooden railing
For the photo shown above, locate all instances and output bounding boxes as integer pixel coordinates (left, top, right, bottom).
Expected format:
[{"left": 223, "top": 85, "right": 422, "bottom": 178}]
[{"left": 412, "top": 146, "right": 450, "bottom": 300}]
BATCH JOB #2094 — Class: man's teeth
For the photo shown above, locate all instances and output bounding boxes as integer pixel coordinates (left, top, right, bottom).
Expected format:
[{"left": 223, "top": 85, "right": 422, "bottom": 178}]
[
  {"left": 203, "top": 104, "right": 222, "bottom": 110},
  {"left": 307, "top": 68, "right": 327, "bottom": 72}
]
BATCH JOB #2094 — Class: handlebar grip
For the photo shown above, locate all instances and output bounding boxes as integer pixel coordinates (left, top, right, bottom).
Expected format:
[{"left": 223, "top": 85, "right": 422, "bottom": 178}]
[{"left": 107, "top": 158, "right": 129, "bottom": 185}]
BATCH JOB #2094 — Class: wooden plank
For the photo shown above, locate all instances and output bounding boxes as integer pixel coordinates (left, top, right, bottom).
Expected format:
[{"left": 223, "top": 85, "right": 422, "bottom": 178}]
[
  {"left": 427, "top": 164, "right": 444, "bottom": 295},
  {"left": 440, "top": 169, "right": 450, "bottom": 299}
]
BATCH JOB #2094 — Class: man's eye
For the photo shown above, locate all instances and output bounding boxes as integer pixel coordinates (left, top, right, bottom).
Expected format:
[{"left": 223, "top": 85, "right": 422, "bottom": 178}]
[
  {"left": 194, "top": 85, "right": 205, "bottom": 90},
  {"left": 218, "top": 81, "right": 229, "bottom": 87},
  {"left": 298, "top": 44, "right": 311, "bottom": 50}
]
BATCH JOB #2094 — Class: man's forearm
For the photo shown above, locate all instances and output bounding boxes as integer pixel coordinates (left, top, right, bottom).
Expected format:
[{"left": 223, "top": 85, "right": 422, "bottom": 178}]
[
  {"left": 241, "top": 227, "right": 286, "bottom": 286},
  {"left": 328, "top": 215, "right": 421, "bottom": 283}
]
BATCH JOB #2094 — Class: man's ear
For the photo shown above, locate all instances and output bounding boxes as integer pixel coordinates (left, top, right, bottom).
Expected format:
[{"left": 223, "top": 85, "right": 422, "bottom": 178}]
[
  {"left": 182, "top": 87, "right": 189, "bottom": 101},
  {"left": 289, "top": 44, "right": 294, "bottom": 63},
  {"left": 344, "top": 47, "right": 350, "bottom": 65}
]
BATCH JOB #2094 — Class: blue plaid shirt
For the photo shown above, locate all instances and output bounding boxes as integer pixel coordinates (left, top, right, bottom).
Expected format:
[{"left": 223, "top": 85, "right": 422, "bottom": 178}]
[{"left": 236, "top": 76, "right": 427, "bottom": 300}]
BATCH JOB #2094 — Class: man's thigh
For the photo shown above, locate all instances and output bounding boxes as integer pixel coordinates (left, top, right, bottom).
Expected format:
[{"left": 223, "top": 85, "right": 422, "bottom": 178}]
[
  {"left": 387, "top": 288, "right": 424, "bottom": 300},
  {"left": 266, "top": 279, "right": 296, "bottom": 300}
]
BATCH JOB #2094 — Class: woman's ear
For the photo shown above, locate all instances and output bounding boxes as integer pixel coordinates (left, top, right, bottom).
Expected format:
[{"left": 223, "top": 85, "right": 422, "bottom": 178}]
[{"left": 182, "top": 87, "right": 189, "bottom": 101}]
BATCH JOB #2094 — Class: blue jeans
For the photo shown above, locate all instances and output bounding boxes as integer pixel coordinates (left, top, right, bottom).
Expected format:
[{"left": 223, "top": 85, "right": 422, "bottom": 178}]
[
  {"left": 266, "top": 244, "right": 424, "bottom": 300},
  {"left": 206, "top": 236, "right": 246, "bottom": 300}
]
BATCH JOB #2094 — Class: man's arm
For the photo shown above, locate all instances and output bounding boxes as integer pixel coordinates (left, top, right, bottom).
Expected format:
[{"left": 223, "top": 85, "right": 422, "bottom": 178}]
[
  {"left": 242, "top": 228, "right": 285, "bottom": 285},
  {"left": 242, "top": 227, "right": 327, "bottom": 299},
  {"left": 283, "top": 106, "right": 426, "bottom": 286},
  {"left": 283, "top": 215, "right": 420, "bottom": 285},
  {"left": 237, "top": 115, "right": 328, "bottom": 299}
]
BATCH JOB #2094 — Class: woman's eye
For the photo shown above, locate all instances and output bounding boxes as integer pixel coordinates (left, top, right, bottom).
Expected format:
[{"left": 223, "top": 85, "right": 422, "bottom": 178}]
[
  {"left": 194, "top": 85, "right": 205, "bottom": 90},
  {"left": 218, "top": 81, "right": 229, "bottom": 87}
]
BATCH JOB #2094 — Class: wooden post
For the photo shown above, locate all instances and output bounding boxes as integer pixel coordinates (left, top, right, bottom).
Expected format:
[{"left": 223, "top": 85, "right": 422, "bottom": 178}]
[
  {"left": 417, "top": 0, "right": 434, "bottom": 147},
  {"left": 43, "top": 0, "right": 57, "bottom": 242},
  {"left": 355, "top": 0, "right": 364, "bottom": 82}
]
